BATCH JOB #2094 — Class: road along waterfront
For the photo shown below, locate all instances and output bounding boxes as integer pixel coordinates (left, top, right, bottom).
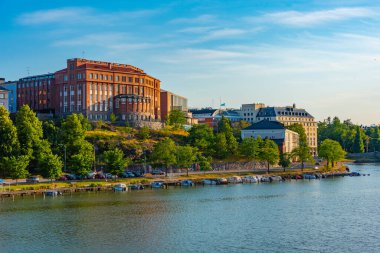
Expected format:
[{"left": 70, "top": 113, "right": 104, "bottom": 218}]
[{"left": 0, "top": 163, "right": 379, "bottom": 253}]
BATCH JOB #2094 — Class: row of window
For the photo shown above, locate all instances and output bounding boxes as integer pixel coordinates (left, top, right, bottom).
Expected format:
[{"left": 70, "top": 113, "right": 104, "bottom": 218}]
[{"left": 18, "top": 80, "right": 51, "bottom": 88}]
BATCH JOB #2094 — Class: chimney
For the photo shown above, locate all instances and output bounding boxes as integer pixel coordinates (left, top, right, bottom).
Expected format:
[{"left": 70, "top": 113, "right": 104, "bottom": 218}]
[{"left": 293, "top": 103, "right": 296, "bottom": 109}]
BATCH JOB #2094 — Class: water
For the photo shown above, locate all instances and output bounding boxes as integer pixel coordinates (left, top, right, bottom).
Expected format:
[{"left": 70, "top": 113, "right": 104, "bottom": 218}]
[{"left": 1, "top": 164, "right": 380, "bottom": 253}]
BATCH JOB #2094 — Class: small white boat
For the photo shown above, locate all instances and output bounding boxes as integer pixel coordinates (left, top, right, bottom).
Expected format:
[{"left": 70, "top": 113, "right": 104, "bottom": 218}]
[
  {"left": 202, "top": 179, "right": 217, "bottom": 185},
  {"left": 129, "top": 184, "right": 144, "bottom": 190},
  {"left": 227, "top": 176, "right": 243, "bottom": 184},
  {"left": 261, "top": 176, "right": 271, "bottom": 182},
  {"left": 151, "top": 181, "right": 165, "bottom": 188},
  {"left": 270, "top": 176, "right": 283, "bottom": 182},
  {"left": 45, "top": 190, "right": 59, "bottom": 197},
  {"left": 303, "top": 174, "right": 317, "bottom": 180},
  {"left": 113, "top": 183, "right": 127, "bottom": 192},
  {"left": 181, "top": 180, "right": 194, "bottom": 186},
  {"left": 242, "top": 176, "right": 258, "bottom": 183},
  {"left": 217, "top": 178, "right": 228, "bottom": 185}
]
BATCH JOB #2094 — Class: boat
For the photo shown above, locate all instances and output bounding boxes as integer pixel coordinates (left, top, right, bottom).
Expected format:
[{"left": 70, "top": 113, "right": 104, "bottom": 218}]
[
  {"left": 227, "top": 176, "right": 242, "bottom": 184},
  {"left": 181, "top": 180, "right": 194, "bottom": 186},
  {"left": 269, "top": 176, "right": 283, "bottom": 182},
  {"left": 129, "top": 184, "right": 144, "bottom": 190},
  {"left": 242, "top": 176, "right": 258, "bottom": 183},
  {"left": 202, "top": 179, "right": 217, "bottom": 185},
  {"left": 303, "top": 174, "right": 317, "bottom": 180},
  {"left": 217, "top": 178, "right": 228, "bottom": 185},
  {"left": 349, "top": 172, "right": 361, "bottom": 177},
  {"left": 261, "top": 176, "right": 271, "bottom": 182},
  {"left": 151, "top": 181, "right": 165, "bottom": 188},
  {"left": 113, "top": 183, "right": 127, "bottom": 192},
  {"left": 294, "top": 175, "right": 303, "bottom": 180},
  {"left": 45, "top": 190, "right": 59, "bottom": 197}
]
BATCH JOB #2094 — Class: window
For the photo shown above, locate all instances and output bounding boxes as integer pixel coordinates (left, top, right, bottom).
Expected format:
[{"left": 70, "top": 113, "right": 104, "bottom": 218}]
[
  {"left": 128, "top": 77, "right": 133, "bottom": 82},
  {"left": 90, "top": 73, "right": 93, "bottom": 79},
  {"left": 63, "top": 75, "right": 68, "bottom": 81},
  {"left": 104, "top": 75, "right": 107, "bottom": 81},
  {"left": 99, "top": 74, "right": 103, "bottom": 80},
  {"left": 77, "top": 73, "right": 82, "bottom": 79},
  {"left": 70, "top": 105, "right": 75, "bottom": 112},
  {"left": 122, "top": 76, "right": 126, "bottom": 82},
  {"left": 0, "top": 94, "right": 4, "bottom": 99},
  {"left": 94, "top": 74, "right": 98, "bottom": 79},
  {"left": 135, "top": 78, "right": 139, "bottom": 83},
  {"left": 110, "top": 75, "right": 113, "bottom": 81},
  {"left": 116, "top": 76, "right": 119, "bottom": 82}
]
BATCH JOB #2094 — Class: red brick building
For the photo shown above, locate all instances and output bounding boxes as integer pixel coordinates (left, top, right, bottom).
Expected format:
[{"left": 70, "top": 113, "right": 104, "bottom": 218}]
[
  {"left": 16, "top": 58, "right": 162, "bottom": 124},
  {"left": 54, "top": 58, "right": 161, "bottom": 121},
  {"left": 17, "top": 74, "right": 55, "bottom": 113}
]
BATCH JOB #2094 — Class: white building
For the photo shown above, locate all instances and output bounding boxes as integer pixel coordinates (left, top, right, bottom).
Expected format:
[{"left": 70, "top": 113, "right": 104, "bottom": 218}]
[{"left": 241, "top": 120, "right": 299, "bottom": 153}]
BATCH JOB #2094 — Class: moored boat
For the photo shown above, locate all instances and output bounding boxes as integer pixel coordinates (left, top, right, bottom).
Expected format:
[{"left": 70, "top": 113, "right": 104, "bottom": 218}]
[
  {"left": 269, "top": 176, "right": 283, "bottom": 182},
  {"left": 181, "top": 180, "right": 194, "bottom": 186},
  {"left": 227, "top": 176, "right": 243, "bottom": 184},
  {"left": 151, "top": 181, "right": 165, "bottom": 188},
  {"left": 261, "top": 176, "right": 271, "bottom": 182},
  {"left": 242, "top": 176, "right": 258, "bottom": 183},
  {"left": 202, "top": 179, "right": 217, "bottom": 185},
  {"left": 45, "top": 190, "right": 59, "bottom": 197},
  {"left": 217, "top": 178, "right": 228, "bottom": 185},
  {"left": 129, "top": 184, "right": 144, "bottom": 190},
  {"left": 113, "top": 183, "right": 127, "bottom": 192},
  {"left": 303, "top": 174, "right": 317, "bottom": 180}
]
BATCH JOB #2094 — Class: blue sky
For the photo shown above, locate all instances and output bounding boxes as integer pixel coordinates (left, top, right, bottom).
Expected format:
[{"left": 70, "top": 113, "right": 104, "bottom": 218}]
[{"left": 1, "top": 0, "right": 380, "bottom": 124}]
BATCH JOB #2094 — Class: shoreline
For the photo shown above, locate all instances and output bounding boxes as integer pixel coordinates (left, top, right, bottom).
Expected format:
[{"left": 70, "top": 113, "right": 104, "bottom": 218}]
[{"left": 0, "top": 169, "right": 360, "bottom": 199}]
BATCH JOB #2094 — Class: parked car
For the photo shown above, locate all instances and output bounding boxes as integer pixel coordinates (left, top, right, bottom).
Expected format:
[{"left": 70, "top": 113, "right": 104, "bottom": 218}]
[
  {"left": 152, "top": 169, "right": 165, "bottom": 175},
  {"left": 57, "top": 175, "right": 68, "bottom": 181},
  {"left": 95, "top": 173, "right": 106, "bottom": 179},
  {"left": 86, "top": 172, "right": 96, "bottom": 179},
  {"left": 26, "top": 176, "right": 40, "bottom": 183},
  {"left": 66, "top": 174, "right": 77, "bottom": 180}
]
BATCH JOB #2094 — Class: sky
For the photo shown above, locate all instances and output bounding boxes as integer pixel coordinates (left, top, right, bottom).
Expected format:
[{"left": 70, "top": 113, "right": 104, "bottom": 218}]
[{"left": 1, "top": 0, "right": 380, "bottom": 125}]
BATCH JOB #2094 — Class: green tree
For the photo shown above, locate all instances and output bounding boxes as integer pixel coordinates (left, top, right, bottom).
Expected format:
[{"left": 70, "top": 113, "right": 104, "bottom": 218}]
[
  {"left": 197, "top": 155, "right": 212, "bottom": 171},
  {"left": 353, "top": 126, "right": 364, "bottom": 153},
  {"left": 68, "top": 140, "right": 94, "bottom": 177},
  {"left": 15, "top": 105, "right": 44, "bottom": 158},
  {"left": 39, "top": 153, "right": 63, "bottom": 181},
  {"left": 188, "top": 124, "right": 215, "bottom": 156},
  {"left": 175, "top": 145, "right": 197, "bottom": 176},
  {"left": 166, "top": 109, "right": 186, "bottom": 129},
  {"left": 287, "top": 123, "right": 307, "bottom": 145},
  {"left": 110, "top": 113, "right": 117, "bottom": 124},
  {"left": 217, "top": 116, "right": 238, "bottom": 156},
  {"left": 103, "top": 148, "right": 129, "bottom": 177},
  {"left": 43, "top": 120, "right": 59, "bottom": 147},
  {"left": 0, "top": 107, "right": 19, "bottom": 176},
  {"left": 232, "top": 120, "right": 251, "bottom": 140},
  {"left": 291, "top": 145, "right": 313, "bottom": 171},
  {"left": 279, "top": 153, "right": 291, "bottom": 172},
  {"left": 137, "top": 126, "right": 150, "bottom": 140},
  {"left": 214, "top": 133, "right": 228, "bottom": 159},
  {"left": 319, "top": 139, "right": 346, "bottom": 168},
  {"left": 240, "top": 137, "right": 259, "bottom": 169},
  {"left": 4, "top": 156, "right": 29, "bottom": 184},
  {"left": 258, "top": 139, "right": 280, "bottom": 173},
  {"left": 150, "top": 138, "right": 177, "bottom": 176},
  {"left": 61, "top": 114, "right": 95, "bottom": 175}
]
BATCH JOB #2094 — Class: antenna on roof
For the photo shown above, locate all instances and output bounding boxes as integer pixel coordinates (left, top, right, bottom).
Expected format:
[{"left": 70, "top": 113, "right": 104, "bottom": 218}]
[{"left": 27, "top": 67, "right": 30, "bottom": 76}]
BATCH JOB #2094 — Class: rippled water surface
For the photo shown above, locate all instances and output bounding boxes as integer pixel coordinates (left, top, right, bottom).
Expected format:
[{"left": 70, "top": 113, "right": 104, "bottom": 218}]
[{"left": 1, "top": 164, "right": 380, "bottom": 253}]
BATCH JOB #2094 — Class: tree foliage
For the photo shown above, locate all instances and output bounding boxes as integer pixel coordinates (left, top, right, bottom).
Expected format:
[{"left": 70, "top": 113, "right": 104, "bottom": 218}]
[
  {"left": 188, "top": 124, "right": 215, "bottom": 156},
  {"left": 319, "top": 139, "right": 346, "bottom": 168},
  {"left": 39, "top": 153, "right": 63, "bottom": 180},
  {"left": 103, "top": 148, "right": 129, "bottom": 176},
  {"left": 258, "top": 139, "right": 280, "bottom": 173},
  {"left": 0, "top": 107, "right": 19, "bottom": 163},
  {"left": 166, "top": 109, "right": 186, "bottom": 129},
  {"left": 4, "top": 156, "right": 30, "bottom": 182},
  {"left": 150, "top": 138, "right": 177, "bottom": 176}
]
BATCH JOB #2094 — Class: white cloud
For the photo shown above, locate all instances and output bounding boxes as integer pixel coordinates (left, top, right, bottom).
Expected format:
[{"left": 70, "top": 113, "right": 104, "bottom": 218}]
[
  {"left": 250, "top": 7, "right": 375, "bottom": 27},
  {"left": 17, "top": 7, "right": 161, "bottom": 26},
  {"left": 169, "top": 14, "right": 216, "bottom": 24}
]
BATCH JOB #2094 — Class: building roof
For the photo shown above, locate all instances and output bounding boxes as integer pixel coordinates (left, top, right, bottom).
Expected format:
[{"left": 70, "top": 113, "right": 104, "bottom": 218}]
[
  {"left": 0, "top": 86, "right": 9, "bottom": 92},
  {"left": 256, "top": 105, "right": 314, "bottom": 118},
  {"left": 189, "top": 108, "right": 219, "bottom": 117},
  {"left": 242, "top": 120, "right": 285, "bottom": 130}
]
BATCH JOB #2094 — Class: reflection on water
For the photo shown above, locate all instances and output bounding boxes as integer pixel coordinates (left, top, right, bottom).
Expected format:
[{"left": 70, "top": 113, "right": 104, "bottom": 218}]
[{"left": 1, "top": 164, "right": 380, "bottom": 253}]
